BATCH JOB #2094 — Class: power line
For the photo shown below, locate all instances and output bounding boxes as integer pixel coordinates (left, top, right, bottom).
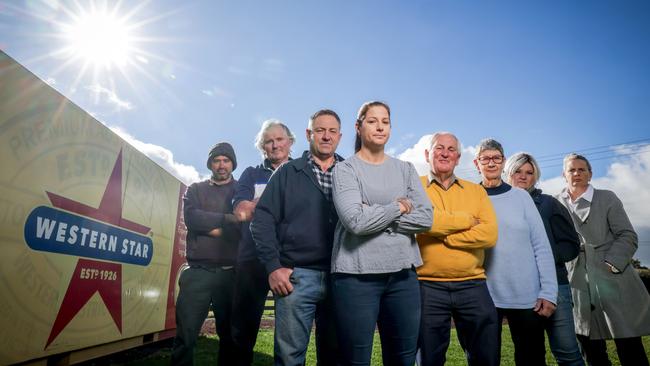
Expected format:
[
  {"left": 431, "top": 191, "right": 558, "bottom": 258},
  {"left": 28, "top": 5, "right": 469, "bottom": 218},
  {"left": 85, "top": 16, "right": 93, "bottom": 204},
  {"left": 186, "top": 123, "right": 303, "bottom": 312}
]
[
  {"left": 538, "top": 147, "right": 650, "bottom": 171},
  {"left": 532, "top": 138, "right": 650, "bottom": 162},
  {"left": 454, "top": 138, "right": 650, "bottom": 176}
]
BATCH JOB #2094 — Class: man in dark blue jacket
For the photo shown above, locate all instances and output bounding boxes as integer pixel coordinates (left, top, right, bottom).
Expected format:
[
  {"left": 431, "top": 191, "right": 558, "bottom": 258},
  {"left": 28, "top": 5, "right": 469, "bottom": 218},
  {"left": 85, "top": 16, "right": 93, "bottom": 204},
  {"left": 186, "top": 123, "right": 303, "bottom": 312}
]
[
  {"left": 172, "top": 142, "right": 240, "bottom": 366},
  {"left": 231, "top": 119, "right": 295, "bottom": 365},
  {"left": 251, "top": 109, "right": 343, "bottom": 366}
]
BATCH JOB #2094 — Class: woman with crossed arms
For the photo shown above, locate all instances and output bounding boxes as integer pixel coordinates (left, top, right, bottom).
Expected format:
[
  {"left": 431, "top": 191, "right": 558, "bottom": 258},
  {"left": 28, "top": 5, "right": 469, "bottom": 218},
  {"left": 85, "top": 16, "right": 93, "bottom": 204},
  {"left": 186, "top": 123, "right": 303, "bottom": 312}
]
[{"left": 331, "top": 100, "right": 432, "bottom": 366}]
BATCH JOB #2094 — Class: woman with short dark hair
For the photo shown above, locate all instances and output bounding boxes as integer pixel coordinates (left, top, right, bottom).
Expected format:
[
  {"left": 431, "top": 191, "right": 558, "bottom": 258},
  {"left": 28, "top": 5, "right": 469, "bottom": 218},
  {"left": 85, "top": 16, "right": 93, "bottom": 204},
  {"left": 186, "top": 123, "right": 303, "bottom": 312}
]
[
  {"left": 474, "top": 139, "right": 557, "bottom": 366},
  {"left": 558, "top": 153, "right": 650, "bottom": 366}
]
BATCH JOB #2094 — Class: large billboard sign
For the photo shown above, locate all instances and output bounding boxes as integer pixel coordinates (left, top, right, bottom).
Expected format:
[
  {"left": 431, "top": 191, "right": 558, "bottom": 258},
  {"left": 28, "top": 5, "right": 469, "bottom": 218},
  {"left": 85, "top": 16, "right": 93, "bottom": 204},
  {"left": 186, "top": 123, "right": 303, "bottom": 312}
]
[{"left": 0, "top": 50, "right": 187, "bottom": 364}]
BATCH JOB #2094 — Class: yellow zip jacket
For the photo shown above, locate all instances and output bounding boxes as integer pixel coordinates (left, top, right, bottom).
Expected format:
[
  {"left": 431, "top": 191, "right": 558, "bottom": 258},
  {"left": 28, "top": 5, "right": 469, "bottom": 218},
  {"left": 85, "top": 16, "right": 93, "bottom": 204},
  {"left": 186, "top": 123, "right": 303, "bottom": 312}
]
[{"left": 416, "top": 175, "right": 498, "bottom": 281}]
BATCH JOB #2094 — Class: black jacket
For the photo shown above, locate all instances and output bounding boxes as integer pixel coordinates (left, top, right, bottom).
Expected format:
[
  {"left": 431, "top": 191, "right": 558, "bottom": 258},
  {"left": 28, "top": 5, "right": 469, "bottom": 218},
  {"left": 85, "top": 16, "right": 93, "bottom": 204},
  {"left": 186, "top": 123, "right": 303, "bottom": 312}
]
[
  {"left": 251, "top": 151, "right": 342, "bottom": 274},
  {"left": 531, "top": 188, "right": 580, "bottom": 284},
  {"left": 183, "top": 179, "right": 240, "bottom": 266}
]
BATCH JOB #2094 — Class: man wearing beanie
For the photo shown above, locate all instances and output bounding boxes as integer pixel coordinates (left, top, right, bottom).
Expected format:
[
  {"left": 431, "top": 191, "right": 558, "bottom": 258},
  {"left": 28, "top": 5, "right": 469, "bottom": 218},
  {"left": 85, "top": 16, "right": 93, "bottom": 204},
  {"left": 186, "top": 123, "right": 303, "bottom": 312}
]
[{"left": 172, "top": 142, "right": 240, "bottom": 365}]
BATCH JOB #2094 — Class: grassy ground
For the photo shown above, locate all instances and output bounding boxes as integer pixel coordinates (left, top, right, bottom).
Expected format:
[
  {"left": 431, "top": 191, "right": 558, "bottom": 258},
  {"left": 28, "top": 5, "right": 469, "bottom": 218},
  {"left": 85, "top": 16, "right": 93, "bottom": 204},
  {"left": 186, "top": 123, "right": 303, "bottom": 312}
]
[{"left": 123, "top": 328, "right": 650, "bottom": 366}]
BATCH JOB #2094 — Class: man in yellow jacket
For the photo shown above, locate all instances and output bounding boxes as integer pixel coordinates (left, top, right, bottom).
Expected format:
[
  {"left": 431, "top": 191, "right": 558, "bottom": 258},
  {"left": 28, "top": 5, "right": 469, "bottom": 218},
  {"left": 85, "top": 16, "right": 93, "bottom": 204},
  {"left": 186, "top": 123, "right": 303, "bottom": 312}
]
[{"left": 416, "top": 132, "right": 499, "bottom": 366}]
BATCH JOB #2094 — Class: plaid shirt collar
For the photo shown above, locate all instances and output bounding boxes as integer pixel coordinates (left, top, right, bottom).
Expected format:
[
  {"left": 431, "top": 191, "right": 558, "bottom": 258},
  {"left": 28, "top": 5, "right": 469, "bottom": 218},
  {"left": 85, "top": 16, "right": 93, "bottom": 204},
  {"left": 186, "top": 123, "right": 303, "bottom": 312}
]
[
  {"left": 307, "top": 152, "right": 342, "bottom": 200},
  {"left": 427, "top": 171, "right": 463, "bottom": 190}
]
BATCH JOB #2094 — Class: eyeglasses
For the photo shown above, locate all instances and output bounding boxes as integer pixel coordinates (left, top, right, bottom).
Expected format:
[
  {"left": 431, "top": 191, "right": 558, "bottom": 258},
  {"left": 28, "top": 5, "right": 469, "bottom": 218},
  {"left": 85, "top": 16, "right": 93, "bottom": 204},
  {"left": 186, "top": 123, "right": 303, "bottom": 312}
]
[{"left": 477, "top": 155, "right": 504, "bottom": 165}]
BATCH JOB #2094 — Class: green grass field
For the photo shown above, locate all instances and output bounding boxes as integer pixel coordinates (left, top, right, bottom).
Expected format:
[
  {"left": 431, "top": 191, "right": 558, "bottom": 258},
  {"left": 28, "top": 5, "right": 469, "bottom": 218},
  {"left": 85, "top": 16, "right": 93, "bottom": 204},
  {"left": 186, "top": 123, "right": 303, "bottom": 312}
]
[{"left": 124, "top": 328, "right": 650, "bottom": 365}]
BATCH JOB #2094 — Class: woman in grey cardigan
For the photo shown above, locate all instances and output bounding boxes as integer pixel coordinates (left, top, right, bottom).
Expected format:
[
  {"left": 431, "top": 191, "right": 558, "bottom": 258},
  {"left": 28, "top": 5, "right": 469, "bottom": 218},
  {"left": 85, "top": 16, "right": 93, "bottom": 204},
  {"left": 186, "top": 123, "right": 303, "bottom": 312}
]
[
  {"left": 558, "top": 153, "right": 650, "bottom": 366},
  {"left": 331, "top": 101, "right": 432, "bottom": 366}
]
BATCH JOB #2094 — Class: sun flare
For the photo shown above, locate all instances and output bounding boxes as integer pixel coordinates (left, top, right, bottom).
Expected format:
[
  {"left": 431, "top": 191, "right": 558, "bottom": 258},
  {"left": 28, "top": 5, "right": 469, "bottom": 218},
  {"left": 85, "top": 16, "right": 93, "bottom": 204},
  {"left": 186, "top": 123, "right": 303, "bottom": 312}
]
[
  {"left": 62, "top": 10, "right": 133, "bottom": 69},
  {"left": 14, "top": 0, "right": 176, "bottom": 107}
]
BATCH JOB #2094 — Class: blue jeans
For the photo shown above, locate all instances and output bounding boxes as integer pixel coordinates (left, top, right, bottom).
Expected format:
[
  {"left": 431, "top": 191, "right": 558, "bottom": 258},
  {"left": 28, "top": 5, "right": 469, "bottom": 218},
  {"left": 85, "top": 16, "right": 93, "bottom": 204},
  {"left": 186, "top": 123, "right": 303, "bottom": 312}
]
[
  {"left": 418, "top": 279, "right": 499, "bottom": 366},
  {"left": 273, "top": 267, "right": 337, "bottom": 366},
  {"left": 545, "top": 284, "right": 585, "bottom": 366},
  {"left": 332, "top": 268, "right": 420, "bottom": 366}
]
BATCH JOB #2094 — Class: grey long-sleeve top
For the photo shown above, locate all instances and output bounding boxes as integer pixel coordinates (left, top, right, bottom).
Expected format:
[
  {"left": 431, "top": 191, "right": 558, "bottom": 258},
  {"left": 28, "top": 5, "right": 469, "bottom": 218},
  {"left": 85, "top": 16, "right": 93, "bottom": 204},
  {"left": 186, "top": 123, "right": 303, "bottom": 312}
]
[{"left": 331, "top": 155, "right": 433, "bottom": 274}]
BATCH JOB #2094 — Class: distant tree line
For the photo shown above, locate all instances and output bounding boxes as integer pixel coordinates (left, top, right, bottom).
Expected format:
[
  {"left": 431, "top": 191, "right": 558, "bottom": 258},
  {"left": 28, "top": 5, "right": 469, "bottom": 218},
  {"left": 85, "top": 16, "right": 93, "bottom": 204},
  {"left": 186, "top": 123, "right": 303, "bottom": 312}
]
[{"left": 634, "top": 258, "right": 650, "bottom": 294}]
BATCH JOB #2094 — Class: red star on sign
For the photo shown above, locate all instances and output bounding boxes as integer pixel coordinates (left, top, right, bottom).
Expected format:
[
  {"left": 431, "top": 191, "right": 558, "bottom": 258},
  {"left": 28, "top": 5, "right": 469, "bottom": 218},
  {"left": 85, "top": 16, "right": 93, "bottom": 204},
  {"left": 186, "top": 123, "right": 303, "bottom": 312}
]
[
  {"left": 46, "top": 150, "right": 150, "bottom": 235},
  {"left": 45, "top": 149, "right": 151, "bottom": 349}
]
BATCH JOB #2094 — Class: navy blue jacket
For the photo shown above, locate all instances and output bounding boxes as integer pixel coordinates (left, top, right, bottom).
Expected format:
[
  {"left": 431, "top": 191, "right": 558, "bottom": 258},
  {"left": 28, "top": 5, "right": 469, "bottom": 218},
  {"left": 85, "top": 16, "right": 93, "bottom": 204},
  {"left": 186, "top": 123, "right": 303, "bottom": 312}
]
[
  {"left": 251, "top": 151, "right": 343, "bottom": 274},
  {"left": 232, "top": 160, "right": 275, "bottom": 263},
  {"left": 530, "top": 188, "right": 580, "bottom": 284}
]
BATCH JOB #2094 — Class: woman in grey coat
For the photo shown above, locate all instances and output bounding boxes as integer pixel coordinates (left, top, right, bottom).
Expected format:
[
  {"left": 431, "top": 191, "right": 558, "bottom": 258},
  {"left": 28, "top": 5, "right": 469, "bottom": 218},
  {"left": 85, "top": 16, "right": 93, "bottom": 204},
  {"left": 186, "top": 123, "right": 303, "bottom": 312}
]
[{"left": 557, "top": 153, "right": 650, "bottom": 366}]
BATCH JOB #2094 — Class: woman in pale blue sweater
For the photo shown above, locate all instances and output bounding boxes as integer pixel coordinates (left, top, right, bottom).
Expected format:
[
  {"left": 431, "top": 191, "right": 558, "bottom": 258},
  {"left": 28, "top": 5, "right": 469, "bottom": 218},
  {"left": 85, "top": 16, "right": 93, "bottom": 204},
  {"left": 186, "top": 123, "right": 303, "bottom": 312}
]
[
  {"left": 474, "top": 138, "right": 557, "bottom": 366},
  {"left": 331, "top": 101, "right": 433, "bottom": 366}
]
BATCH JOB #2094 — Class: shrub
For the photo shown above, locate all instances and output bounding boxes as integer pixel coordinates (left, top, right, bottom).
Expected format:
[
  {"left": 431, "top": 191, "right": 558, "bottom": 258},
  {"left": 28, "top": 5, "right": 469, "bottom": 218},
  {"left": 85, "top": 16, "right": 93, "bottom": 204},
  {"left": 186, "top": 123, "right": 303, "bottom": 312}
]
[{"left": 638, "top": 268, "right": 650, "bottom": 294}]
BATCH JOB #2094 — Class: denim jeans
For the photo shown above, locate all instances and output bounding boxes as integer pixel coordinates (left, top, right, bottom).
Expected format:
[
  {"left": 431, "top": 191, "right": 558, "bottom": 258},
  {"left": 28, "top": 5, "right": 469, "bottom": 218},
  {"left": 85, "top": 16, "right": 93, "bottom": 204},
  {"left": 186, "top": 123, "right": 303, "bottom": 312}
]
[
  {"left": 332, "top": 268, "right": 420, "bottom": 366},
  {"left": 172, "top": 266, "right": 235, "bottom": 366},
  {"left": 273, "top": 267, "right": 338, "bottom": 366},
  {"left": 544, "top": 284, "right": 585, "bottom": 366},
  {"left": 418, "top": 279, "right": 499, "bottom": 366}
]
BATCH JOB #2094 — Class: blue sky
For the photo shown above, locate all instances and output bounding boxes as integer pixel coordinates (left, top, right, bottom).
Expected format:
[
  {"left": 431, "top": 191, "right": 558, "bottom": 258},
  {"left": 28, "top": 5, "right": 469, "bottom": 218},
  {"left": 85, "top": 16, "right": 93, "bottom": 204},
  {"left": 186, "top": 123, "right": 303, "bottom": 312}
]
[{"left": 1, "top": 0, "right": 650, "bottom": 263}]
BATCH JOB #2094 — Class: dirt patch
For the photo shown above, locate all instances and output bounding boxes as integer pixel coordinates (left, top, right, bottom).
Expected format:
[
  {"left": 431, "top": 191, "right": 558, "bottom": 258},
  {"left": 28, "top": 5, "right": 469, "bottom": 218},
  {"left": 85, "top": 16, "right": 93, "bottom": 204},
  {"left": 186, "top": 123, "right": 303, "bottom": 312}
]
[{"left": 260, "top": 318, "right": 275, "bottom": 329}]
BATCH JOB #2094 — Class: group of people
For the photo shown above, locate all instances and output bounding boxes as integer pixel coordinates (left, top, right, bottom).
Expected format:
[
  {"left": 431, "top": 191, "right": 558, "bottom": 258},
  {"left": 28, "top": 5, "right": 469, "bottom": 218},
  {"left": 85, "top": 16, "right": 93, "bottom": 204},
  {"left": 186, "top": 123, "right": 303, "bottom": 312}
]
[{"left": 170, "top": 101, "right": 650, "bottom": 366}]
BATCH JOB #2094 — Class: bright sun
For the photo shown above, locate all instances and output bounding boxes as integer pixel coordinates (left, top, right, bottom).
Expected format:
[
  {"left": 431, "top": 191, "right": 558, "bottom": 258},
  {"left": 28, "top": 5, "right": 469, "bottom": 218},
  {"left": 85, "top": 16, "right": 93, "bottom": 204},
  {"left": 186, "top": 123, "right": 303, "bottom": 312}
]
[
  {"left": 62, "top": 10, "right": 134, "bottom": 69},
  {"left": 41, "top": 1, "right": 167, "bottom": 98}
]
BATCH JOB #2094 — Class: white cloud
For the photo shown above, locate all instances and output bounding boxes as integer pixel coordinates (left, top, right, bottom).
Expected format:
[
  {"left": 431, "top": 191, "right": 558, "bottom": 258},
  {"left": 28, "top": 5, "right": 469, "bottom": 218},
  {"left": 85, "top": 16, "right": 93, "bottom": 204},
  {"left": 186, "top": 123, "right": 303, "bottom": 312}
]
[
  {"left": 170, "top": 74, "right": 176, "bottom": 79},
  {"left": 398, "top": 134, "right": 480, "bottom": 181},
  {"left": 46, "top": 77, "right": 56, "bottom": 85},
  {"left": 136, "top": 55, "right": 149, "bottom": 64},
  {"left": 201, "top": 86, "right": 229, "bottom": 98},
  {"left": 110, "top": 127, "right": 206, "bottom": 185},
  {"left": 536, "top": 175, "right": 565, "bottom": 196},
  {"left": 259, "top": 58, "right": 284, "bottom": 80},
  {"left": 397, "top": 134, "right": 430, "bottom": 174},
  {"left": 86, "top": 84, "right": 134, "bottom": 111},
  {"left": 227, "top": 66, "right": 249, "bottom": 75},
  {"left": 386, "top": 133, "right": 417, "bottom": 158},
  {"left": 264, "top": 58, "right": 284, "bottom": 72}
]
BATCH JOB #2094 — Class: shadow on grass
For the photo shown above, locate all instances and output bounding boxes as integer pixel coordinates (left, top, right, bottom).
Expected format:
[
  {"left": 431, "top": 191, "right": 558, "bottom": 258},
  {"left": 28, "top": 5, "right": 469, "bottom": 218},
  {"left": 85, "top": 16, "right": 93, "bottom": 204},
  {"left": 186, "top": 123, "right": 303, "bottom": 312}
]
[
  {"left": 179, "top": 336, "right": 275, "bottom": 366},
  {"left": 79, "top": 336, "right": 274, "bottom": 366},
  {"left": 82, "top": 330, "right": 650, "bottom": 365}
]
